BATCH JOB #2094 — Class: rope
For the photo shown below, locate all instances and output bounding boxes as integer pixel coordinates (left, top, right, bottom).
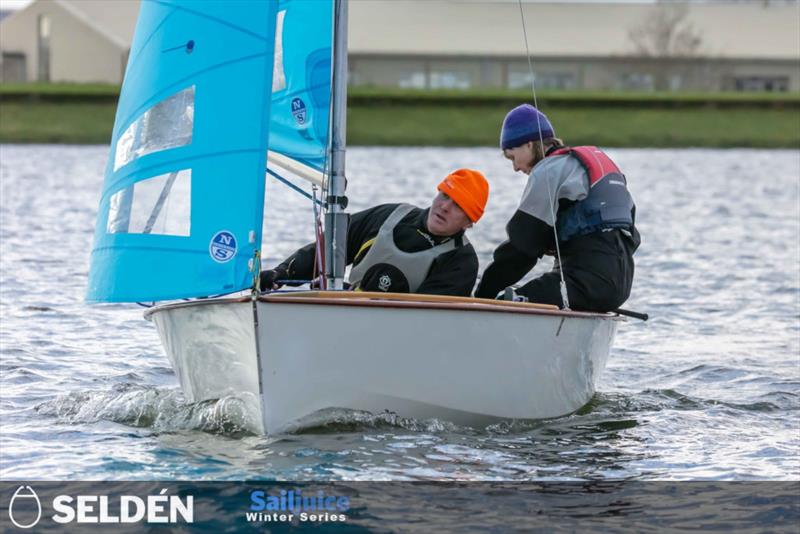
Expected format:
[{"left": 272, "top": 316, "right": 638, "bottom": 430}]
[
  {"left": 517, "top": 0, "right": 570, "bottom": 310},
  {"left": 311, "top": 183, "right": 327, "bottom": 290}
]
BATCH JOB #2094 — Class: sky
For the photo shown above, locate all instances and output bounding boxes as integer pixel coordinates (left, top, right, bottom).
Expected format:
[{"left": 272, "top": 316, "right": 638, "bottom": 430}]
[
  {"left": 0, "top": 0, "right": 32, "bottom": 9},
  {"left": 0, "top": 0, "right": 666, "bottom": 10},
  {"left": 0, "top": 0, "right": 783, "bottom": 12}
]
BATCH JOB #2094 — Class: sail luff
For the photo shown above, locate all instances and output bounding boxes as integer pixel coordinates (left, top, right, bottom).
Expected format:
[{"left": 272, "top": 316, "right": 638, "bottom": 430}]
[{"left": 325, "top": 0, "right": 350, "bottom": 290}]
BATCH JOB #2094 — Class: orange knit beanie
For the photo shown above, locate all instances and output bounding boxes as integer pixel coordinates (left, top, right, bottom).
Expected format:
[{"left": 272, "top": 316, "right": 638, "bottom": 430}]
[{"left": 437, "top": 168, "right": 489, "bottom": 223}]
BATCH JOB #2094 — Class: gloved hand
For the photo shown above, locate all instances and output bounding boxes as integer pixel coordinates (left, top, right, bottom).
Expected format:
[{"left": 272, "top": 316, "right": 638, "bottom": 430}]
[{"left": 260, "top": 267, "right": 287, "bottom": 291}]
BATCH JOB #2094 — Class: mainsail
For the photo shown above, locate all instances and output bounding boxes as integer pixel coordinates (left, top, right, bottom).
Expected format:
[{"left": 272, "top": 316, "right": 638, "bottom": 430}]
[
  {"left": 267, "top": 0, "right": 334, "bottom": 186},
  {"left": 87, "top": 0, "right": 279, "bottom": 302}
]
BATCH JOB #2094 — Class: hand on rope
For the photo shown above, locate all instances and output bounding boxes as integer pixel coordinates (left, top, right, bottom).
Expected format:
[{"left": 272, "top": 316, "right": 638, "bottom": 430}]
[{"left": 260, "top": 267, "right": 288, "bottom": 291}]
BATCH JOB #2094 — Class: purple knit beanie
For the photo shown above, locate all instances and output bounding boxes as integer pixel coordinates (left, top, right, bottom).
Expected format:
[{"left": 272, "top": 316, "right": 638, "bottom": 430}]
[{"left": 500, "top": 104, "right": 555, "bottom": 150}]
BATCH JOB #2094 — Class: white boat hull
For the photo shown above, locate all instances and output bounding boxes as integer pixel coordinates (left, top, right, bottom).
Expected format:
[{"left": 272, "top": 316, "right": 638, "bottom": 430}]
[{"left": 147, "top": 293, "right": 619, "bottom": 434}]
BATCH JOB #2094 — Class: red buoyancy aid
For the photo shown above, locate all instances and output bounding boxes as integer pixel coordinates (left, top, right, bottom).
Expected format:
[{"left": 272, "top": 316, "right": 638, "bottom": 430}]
[
  {"left": 547, "top": 146, "right": 635, "bottom": 242},
  {"left": 550, "top": 146, "right": 622, "bottom": 187}
]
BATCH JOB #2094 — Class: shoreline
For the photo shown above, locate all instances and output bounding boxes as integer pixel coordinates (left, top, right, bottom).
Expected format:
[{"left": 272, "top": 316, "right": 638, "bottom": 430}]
[{"left": 1, "top": 85, "right": 798, "bottom": 148}]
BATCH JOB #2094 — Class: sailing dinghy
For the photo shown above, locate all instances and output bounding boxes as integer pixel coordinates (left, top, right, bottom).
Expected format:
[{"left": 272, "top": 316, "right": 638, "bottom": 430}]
[{"left": 87, "top": 0, "right": 622, "bottom": 435}]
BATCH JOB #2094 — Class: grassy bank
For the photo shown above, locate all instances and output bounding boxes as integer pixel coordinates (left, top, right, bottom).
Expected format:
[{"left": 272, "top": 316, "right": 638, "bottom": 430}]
[
  {"left": 0, "top": 102, "right": 118, "bottom": 144},
  {"left": 348, "top": 105, "right": 799, "bottom": 148},
  {"left": 2, "top": 84, "right": 799, "bottom": 147}
]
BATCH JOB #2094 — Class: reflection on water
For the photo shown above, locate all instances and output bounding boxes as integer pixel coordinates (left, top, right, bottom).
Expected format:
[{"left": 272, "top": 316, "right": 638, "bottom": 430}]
[{"left": 0, "top": 145, "right": 798, "bottom": 482}]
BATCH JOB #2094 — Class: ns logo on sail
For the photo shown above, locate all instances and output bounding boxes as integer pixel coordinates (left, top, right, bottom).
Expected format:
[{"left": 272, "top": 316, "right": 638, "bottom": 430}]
[
  {"left": 291, "top": 98, "right": 308, "bottom": 125},
  {"left": 209, "top": 231, "right": 237, "bottom": 264}
]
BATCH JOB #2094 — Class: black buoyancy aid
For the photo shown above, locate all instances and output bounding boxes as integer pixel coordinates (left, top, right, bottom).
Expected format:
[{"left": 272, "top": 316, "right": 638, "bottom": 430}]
[{"left": 549, "top": 146, "right": 636, "bottom": 242}]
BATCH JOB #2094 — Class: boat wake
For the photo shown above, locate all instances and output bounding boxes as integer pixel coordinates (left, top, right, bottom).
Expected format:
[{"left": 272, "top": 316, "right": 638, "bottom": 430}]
[
  {"left": 35, "top": 384, "right": 783, "bottom": 442},
  {"left": 287, "top": 408, "right": 461, "bottom": 434},
  {"left": 32, "top": 388, "right": 642, "bottom": 438},
  {"left": 34, "top": 386, "right": 461, "bottom": 437},
  {"left": 35, "top": 386, "right": 473, "bottom": 437},
  {"left": 35, "top": 384, "right": 260, "bottom": 437}
]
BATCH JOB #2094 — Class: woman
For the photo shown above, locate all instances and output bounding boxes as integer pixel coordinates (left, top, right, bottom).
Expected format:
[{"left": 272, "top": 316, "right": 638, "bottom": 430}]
[{"left": 474, "top": 104, "right": 640, "bottom": 312}]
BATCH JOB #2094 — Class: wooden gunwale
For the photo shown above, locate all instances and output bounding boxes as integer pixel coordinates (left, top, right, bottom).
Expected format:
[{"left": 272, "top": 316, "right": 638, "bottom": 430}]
[{"left": 144, "top": 291, "right": 619, "bottom": 320}]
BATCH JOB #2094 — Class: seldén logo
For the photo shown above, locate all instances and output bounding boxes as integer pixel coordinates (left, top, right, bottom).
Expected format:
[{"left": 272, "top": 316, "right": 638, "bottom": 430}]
[
  {"left": 6, "top": 486, "right": 193, "bottom": 527},
  {"left": 8, "top": 486, "right": 41, "bottom": 529}
]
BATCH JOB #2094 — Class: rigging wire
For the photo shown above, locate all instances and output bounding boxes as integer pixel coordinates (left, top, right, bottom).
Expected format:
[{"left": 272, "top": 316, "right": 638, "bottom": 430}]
[
  {"left": 517, "top": 0, "right": 570, "bottom": 310},
  {"left": 266, "top": 167, "right": 322, "bottom": 205}
]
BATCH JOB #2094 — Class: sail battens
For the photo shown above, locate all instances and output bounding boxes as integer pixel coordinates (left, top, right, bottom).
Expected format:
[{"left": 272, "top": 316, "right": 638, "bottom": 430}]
[{"left": 156, "top": 1, "right": 274, "bottom": 43}]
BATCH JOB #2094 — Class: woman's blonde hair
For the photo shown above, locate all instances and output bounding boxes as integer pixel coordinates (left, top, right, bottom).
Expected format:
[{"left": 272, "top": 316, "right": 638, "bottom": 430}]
[{"left": 530, "top": 137, "right": 565, "bottom": 166}]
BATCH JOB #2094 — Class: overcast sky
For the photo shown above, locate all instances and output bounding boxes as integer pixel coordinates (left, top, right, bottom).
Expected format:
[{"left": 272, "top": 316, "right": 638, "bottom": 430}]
[
  {"left": 0, "top": 0, "right": 665, "bottom": 10},
  {"left": 0, "top": 0, "right": 32, "bottom": 10},
  {"left": 0, "top": 0, "right": 787, "bottom": 12}
]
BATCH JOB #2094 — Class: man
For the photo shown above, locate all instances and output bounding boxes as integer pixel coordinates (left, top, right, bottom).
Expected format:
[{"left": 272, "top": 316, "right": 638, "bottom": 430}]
[
  {"left": 475, "top": 104, "right": 640, "bottom": 312},
  {"left": 260, "top": 168, "right": 489, "bottom": 296}
]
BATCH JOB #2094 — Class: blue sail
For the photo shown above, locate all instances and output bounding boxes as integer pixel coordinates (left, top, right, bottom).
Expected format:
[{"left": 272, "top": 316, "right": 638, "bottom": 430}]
[
  {"left": 87, "top": 0, "right": 278, "bottom": 302},
  {"left": 268, "top": 0, "right": 333, "bottom": 173}
]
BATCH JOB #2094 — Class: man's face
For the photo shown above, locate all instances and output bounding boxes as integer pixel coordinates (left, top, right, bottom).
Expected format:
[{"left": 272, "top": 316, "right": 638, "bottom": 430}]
[
  {"left": 426, "top": 192, "right": 473, "bottom": 237},
  {"left": 503, "top": 142, "right": 535, "bottom": 174}
]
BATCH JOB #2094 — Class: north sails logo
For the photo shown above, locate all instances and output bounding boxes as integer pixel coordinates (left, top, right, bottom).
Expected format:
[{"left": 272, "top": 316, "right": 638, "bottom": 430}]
[
  {"left": 8, "top": 486, "right": 42, "bottom": 529},
  {"left": 209, "top": 230, "right": 237, "bottom": 263},
  {"left": 291, "top": 97, "right": 307, "bottom": 125}
]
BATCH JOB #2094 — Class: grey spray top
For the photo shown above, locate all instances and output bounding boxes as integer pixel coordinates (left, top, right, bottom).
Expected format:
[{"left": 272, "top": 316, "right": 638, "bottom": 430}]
[
  {"left": 518, "top": 154, "right": 591, "bottom": 227},
  {"left": 348, "top": 204, "right": 466, "bottom": 292}
]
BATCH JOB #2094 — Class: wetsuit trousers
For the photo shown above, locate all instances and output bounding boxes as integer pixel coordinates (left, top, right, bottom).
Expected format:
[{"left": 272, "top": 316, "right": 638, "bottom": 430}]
[{"left": 517, "top": 233, "right": 635, "bottom": 312}]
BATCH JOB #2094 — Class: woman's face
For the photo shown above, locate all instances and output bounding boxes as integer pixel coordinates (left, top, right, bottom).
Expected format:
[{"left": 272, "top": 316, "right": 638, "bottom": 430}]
[{"left": 503, "top": 142, "right": 535, "bottom": 174}]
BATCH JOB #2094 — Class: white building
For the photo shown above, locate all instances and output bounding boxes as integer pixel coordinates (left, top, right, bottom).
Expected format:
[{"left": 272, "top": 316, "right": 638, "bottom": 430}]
[
  {"left": 1, "top": 0, "right": 798, "bottom": 91},
  {"left": 0, "top": 0, "right": 139, "bottom": 83},
  {"left": 347, "top": 0, "right": 800, "bottom": 92}
]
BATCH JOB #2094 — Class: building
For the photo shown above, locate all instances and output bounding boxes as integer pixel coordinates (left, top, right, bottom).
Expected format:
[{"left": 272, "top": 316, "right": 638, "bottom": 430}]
[
  {"left": 1, "top": 0, "right": 798, "bottom": 91},
  {"left": 348, "top": 1, "right": 800, "bottom": 92},
  {"left": 0, "top": 0, "right": 139, "bottom": 83}
]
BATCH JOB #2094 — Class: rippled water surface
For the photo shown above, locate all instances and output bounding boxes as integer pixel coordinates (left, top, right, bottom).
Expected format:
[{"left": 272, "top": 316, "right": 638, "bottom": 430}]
[{"left": 1, "top": 145, "right": 798, "bottom": 481}]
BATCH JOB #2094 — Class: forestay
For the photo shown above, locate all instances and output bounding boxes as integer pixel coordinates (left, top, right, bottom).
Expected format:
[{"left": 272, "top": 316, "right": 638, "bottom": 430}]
[{"left": 86, "top": 0, "right": 278, "bottom": 302}]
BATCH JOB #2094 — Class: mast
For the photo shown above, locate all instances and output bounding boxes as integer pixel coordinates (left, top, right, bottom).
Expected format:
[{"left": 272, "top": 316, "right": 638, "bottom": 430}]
[{"left": 325, "top": 0, "right": 349, "bottom": 290}]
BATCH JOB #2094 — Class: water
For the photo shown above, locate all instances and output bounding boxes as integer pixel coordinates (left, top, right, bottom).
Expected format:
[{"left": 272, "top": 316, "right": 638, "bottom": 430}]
[{"left": 1, "top": 145, "right": 798, "bottom": 483}]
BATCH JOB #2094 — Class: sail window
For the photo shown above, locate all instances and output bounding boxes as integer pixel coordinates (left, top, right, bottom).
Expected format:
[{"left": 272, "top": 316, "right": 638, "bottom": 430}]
[
  {"left": 114, "top": 86, "right": 195, "bottom": 171},
  {"left": 272, "top": 10, "right": 287, "bottom": 92},
  {"left": 107, "top": 169, "right": 191, "bottom": 236}
]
